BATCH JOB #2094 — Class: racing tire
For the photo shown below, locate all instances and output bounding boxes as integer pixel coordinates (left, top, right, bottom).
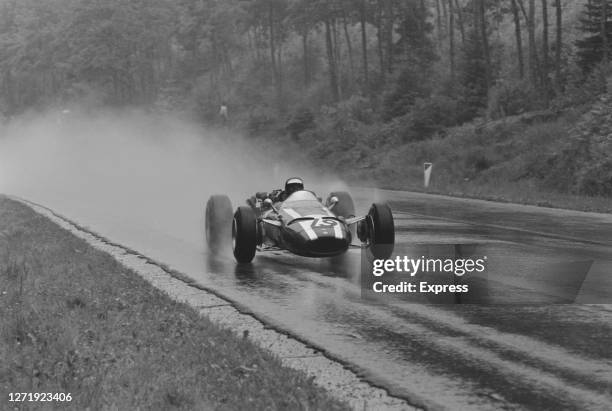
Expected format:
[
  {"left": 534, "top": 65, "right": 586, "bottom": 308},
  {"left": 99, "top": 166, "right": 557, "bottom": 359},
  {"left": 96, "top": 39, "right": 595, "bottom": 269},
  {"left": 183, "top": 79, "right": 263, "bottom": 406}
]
[
  {"left": 232, "top": 206, "right": 258, "bottom": 263},
  {"left": 327, "top": 191, "right": 355, "bottom": 218},
  {"left": 205, "top": 195, "right": 233, "bottom": 254},
  {"left": 365, "top": 202, "right": 395, "bottom": 260}
]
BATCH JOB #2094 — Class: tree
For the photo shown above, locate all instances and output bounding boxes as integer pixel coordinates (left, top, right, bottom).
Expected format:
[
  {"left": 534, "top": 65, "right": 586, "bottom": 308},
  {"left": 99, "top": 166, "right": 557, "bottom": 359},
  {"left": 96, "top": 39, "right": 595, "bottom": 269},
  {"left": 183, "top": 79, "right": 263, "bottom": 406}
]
[
  {"left": 476, "top": 0, "right": 491, "bottom": 92},
  {"left": 359, "top": 0, "right": 370, "bottom": 87},
  {"left": 541, "top": 0, "right": 550, "bottom": 104},
  {"left": 382, "top": 0, "right": 435, "bottom": 119},
  {"left": 0, "top": 0, "right": 73, "bottom": 111},
  {"left": 264, "top": 0, "right": 288, "bottom": 108},
  {"left": 576, "top": 0, "right": 612, "bottom": 73},
  {"left": 340, "top": 1, "right": 355, "bottom": 91},
  {"left": 304, "top": 0, "right": 342, "bottom": 101},
  {"left": 375, "top": 0, "right": 388, "bottom": 79},
  {"left": 287, "top": 0, "right": 316, "bottom": 87},
  {"left": 454, "top": 31, "right": 489, "bottom": 121},
  {"left": 65, "top": 0, "right": 177, "bottom": 104},
  {"left": 605, "top": 0, "right": 609, "bottom": 65},
  {"left": 510, "top": 0, "right": 524, "bottom": 78},
  {"left": 435, "top": 0, "right": 444, "bottom": 47},
  {"left": 448, "top": 0, "right": 456, "bottom": 80},
  {"left": 454, "top": 0, "right": 466, "bottom": 45},
  {"left": 246, "top": 0, "right": 288, "bottom": 108},
  {"left": 527, "top": 0, "right": 538, "bottom": 86},
  {"left": 555, "top": 0, "right": 562, "bottom": 89}
]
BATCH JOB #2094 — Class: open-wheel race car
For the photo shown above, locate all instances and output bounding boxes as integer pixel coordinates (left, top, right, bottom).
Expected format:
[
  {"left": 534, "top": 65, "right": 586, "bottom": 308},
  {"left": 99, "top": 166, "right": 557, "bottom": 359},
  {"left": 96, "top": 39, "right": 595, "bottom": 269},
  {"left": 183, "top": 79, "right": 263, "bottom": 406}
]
[{"left": 205, "top": 189, "right": 394, "bottom": 263}]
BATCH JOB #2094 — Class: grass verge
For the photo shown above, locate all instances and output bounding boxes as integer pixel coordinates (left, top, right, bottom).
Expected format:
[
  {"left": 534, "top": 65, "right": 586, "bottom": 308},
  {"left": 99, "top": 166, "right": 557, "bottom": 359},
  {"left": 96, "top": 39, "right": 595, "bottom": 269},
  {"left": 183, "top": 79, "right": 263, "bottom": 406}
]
[
  {"left": 285, "top": 109, "right": 612, "bottom": 214},
  {"left": 0, "top": 196, "right": 349, "bottom": 410}
]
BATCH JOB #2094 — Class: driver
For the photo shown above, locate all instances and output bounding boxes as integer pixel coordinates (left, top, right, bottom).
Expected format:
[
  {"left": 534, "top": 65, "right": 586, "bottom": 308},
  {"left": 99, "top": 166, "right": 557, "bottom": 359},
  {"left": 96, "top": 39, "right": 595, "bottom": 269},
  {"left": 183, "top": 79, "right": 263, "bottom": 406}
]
[{"left": 269, "top": 177, "right": 304, "bottom": 203}]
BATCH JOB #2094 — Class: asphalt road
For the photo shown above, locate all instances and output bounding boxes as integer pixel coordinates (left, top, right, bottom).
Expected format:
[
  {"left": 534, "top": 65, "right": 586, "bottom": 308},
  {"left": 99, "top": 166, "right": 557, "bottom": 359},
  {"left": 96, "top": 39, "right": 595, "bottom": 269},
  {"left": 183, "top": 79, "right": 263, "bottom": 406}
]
[{"left": 26, "top": 189, "right": 612, "bottom": 410}]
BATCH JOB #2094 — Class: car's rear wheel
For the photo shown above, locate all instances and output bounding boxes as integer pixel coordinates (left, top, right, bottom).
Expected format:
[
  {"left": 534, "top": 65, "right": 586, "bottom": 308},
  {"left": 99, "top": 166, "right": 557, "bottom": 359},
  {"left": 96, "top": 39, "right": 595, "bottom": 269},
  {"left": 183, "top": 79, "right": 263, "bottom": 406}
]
[
  {"left": 232, "top": 206, "right": 257, "bottom": 263},
  {"left": 361, "top": 202, "right": 395, "bottom": 259},
  {"left": 327, "top": 191, "right": 355, "bottom": 218},
  {"left": 205, "top": 195, "right": 233, "bottom": 254}
]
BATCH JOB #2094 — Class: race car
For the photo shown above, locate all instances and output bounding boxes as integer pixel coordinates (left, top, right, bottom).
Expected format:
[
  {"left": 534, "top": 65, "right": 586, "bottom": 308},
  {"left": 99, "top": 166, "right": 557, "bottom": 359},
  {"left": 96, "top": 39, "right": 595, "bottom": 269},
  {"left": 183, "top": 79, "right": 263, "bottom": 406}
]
[{"left": 205, "top": 190, "right": 394, "bottom": 263}]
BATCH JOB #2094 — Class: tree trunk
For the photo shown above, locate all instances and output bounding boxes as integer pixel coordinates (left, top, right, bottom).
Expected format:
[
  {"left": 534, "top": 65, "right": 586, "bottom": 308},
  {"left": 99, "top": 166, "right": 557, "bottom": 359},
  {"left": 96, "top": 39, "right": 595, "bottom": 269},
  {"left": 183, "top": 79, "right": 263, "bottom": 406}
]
[
  {"left": 342, "top": 9, "right": 355, "bottom": 91},
  {"left": 5, "top": 70, "right": 14, "bottom": 112},
  {"left": 602, "top": 0, "right": 609, "bottom": 66},
  {"left": 435, "top": 0, "right": 443, "bottom": 47},
  {"left": 511, "top": 0, "right": 525, "bottom": 78},
  {"left": 527, "top": 0, "right": 538, "bottom": 87},
  {"left": 255, "top": 26, "right": 264, "bottom": 60},
  {"left": 376, "top": 2, "right": 385, "bottom": 80},
  {"left": 360, "top": 0, "right": 369, "bottom": 87},
  {"left": 541, "top": 0, "right": 550, "bottom": 103},
  {"left": 325, "top": 18, "right": 340, "bottom": 101},
  {"left": 478, "top": 0, "right": 491, "bottom": 92},
  {"left": 302, "top": 30, "right": 310, "bottom": 86},
  {"left": 448, "top": 0, "right": 455, "bottom": 81},
  {"left": 384, "top": 0, "right": 394, "bottom": 73},
  {"left": 268, "top": 6, "right": 282, "bottom": 108},
  {"left": 332, "top": 17, "right": 342, "bottom": 100},
  {"left": 555, "top": 0, "right": 562, "bottom": 89},
  {"left": 441, "top": 0, "right": 448, "bottom": 21},
  {"left": 277, "top": 41, "right": 283, "bottom": 107},
  {"left": 268, "top": 8, "right": 278, "bottom": 91},
  {"left": 454, "top": 0, "right": 466, "bottom": 44}
]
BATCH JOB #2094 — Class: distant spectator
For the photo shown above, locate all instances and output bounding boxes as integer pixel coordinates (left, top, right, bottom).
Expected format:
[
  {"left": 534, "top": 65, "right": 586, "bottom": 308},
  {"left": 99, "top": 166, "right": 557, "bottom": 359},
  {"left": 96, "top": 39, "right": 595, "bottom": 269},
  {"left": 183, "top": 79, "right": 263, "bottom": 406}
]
[{"left": 219, "top": 101, "right": 228, "bottom": 125}]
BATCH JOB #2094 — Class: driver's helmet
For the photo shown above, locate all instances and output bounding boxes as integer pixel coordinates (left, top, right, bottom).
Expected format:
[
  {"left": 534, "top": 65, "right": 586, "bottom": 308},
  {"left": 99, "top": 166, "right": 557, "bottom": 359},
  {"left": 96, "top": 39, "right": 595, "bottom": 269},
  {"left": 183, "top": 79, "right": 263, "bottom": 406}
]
[{"left": 285, "top": 177, "right": 304, "bottom": 196}]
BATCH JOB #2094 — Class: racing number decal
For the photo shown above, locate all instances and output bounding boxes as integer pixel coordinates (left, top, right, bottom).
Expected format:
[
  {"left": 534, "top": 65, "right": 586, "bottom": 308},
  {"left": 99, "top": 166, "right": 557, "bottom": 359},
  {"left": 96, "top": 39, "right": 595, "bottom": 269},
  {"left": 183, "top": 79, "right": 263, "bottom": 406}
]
[{"left": 312, "top": 218, "right": 337, "bottom": 228}]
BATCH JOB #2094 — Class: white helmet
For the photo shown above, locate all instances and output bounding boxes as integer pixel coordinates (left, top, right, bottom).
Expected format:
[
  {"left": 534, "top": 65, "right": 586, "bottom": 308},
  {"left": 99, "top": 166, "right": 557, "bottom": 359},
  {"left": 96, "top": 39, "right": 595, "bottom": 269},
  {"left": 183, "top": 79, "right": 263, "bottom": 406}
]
[{"left": 285, "top": 177, "right": 304, "bottom": 195}]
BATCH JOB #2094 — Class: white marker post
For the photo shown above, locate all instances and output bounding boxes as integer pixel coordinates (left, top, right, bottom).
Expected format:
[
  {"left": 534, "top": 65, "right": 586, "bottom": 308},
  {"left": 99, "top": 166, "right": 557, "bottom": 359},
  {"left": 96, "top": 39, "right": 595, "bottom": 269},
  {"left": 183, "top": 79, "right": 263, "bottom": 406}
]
[{"left": 424, "top": 162, "right": 433, "bottom": 188}]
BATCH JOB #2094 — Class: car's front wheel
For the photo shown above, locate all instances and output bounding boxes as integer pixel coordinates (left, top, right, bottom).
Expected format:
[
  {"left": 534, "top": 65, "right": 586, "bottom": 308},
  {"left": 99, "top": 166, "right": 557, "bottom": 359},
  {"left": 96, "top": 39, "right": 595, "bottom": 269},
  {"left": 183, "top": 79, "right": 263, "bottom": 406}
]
[
  {"left": 232, "top": 206, "right": 258, "bottom": 263},
  {"left": 359, "top": 202, "right": 395, "bottom": 259}
]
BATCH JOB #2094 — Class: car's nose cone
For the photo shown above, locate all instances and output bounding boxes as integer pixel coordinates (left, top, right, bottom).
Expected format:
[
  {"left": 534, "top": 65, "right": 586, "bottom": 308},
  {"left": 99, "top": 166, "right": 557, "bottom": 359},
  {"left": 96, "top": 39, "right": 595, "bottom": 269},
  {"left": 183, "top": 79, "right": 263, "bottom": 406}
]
[
  {"left": 303, "top": 236, "right": 350, "bottom": 256},
  {"left": 283, "top": 219, "right": 351, "bottom": 257}
]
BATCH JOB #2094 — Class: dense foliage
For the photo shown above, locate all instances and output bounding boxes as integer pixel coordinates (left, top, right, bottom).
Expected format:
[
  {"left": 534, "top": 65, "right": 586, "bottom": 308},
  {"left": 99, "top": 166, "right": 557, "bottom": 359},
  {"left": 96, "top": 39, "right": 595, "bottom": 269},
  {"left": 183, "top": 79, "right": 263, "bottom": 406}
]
[
  {"left": 0, "top": 0, "right": 610, "bottom": 196},
  {"left": 576, "top": 0, "right": 612, "bottom": 72},
  {"left": 0, "top": 1, "right": 580, "bottom": 117}
]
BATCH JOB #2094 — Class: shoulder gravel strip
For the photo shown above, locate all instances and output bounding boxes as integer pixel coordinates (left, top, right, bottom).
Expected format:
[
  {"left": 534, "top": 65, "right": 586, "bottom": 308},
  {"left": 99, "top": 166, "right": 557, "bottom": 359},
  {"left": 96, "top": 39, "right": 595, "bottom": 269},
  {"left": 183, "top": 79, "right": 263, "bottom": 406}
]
[{"left": 15, "top": 197, "right": 417, "bottom": 411}]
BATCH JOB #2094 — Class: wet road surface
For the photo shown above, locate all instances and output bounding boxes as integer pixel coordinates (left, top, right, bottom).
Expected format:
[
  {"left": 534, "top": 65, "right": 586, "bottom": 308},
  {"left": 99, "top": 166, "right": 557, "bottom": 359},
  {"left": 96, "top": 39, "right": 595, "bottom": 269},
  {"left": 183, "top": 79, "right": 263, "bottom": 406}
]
[{"left": 24, "top": 189, "right": 612, "bottom": 410}]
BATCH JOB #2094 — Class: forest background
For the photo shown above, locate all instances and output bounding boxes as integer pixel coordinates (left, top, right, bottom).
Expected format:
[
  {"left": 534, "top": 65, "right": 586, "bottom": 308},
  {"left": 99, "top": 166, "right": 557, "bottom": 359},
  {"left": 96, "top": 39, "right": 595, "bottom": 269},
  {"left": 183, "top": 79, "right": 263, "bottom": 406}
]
[{"left": 1, "top": 0, "right": 611, "bottom": 210}]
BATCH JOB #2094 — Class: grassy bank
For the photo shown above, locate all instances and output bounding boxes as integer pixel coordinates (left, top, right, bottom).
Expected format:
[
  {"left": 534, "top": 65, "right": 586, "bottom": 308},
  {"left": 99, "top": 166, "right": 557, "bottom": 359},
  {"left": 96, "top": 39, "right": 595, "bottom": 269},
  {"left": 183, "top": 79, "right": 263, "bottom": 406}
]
[
  {"left": 256, "top": 102, "right": 611, "bottom": 213},
  {"left": 0, "top": 197, "right": 349, "bottom": 410}
]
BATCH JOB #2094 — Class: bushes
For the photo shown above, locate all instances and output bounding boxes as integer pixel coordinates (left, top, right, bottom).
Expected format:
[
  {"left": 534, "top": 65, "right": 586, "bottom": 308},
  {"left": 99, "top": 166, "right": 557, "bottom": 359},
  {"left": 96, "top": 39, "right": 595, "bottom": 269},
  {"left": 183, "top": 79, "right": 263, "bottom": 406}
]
[
  {"left": 382, "top": 67, "right": 432, "bottom": 120},
  {"left": 548, "top": 135, "right": 612, "bottom": 196},
  {"left": 411, "top": 95, "right": 460, "bottom": 136},
  {"left": 465, "top": 149, "right": 492, "bottom": 174},
  {"left": 487, "top": 80, "right": 541, "bottom": 119},
  {"left": 576, "top": 159, "right": 612, "bottom": 196},
  {"left": 336, "top": 95, "right": 377, "bottom": 125},
  {"left": 286, "top": 107, "right": 315, "bottom": 139},
  {"left": 271, "top": 68, "right": 612, "bottom": 201},
  {"left": 552, "top": 63, "right": 610, "bottom": 110},
  {"left": 246, "top": 105, "right": 277, "bottom": 135},
  {"left": 380, "top": 95, "right": 463, "bottom": 144}
]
